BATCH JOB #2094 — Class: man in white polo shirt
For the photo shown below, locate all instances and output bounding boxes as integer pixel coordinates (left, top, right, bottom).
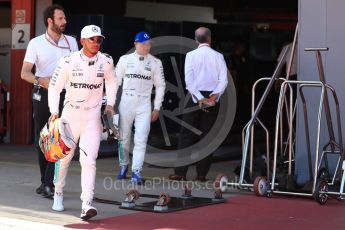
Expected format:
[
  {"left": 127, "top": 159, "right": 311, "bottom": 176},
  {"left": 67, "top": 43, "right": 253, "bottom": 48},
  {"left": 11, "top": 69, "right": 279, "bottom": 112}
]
[
  {"left": 169, "top": 27, "right": 228, "bottom": 182},
  {"left": 21, "top": 4, "right": 78, "bottom": 198},
  {"left": 48, "top": 25, "right": 117, "bottom": 220}
]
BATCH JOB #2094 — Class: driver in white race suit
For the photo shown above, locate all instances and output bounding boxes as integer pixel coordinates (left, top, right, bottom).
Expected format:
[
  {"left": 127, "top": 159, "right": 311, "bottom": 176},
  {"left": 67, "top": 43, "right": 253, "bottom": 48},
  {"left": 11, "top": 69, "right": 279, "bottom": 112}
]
[
  {"left": 48, "top": 25, "right": 117, "bottom": 220},
  {"left": 115, "top": 31, "right": 166, "bottom": 184}
]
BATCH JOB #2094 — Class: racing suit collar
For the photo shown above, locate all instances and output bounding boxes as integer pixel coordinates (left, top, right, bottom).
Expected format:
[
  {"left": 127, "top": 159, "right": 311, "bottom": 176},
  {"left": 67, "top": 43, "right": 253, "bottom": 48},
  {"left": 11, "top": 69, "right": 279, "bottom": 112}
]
[
  {"left": 80, "top": 49, "right": 98, "bottom": 64},
  {"left": 134, "top": 51, "right": 148, "bottom": 60}
]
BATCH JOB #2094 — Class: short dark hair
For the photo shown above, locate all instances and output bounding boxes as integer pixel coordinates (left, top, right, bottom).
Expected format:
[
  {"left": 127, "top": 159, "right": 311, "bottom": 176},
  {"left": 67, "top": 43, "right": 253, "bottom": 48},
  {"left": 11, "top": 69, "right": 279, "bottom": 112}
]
[
  {"left": 195, "top": 28, "right": 211, "bottom": 43},
  {"left": 43, "top": 4, "right": 64, "bottom": 28}
]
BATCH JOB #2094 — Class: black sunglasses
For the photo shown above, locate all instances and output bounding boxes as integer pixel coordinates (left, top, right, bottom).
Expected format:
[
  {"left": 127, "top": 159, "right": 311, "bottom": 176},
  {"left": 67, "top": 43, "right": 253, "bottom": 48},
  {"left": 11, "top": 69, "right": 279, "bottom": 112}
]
[{"left": 87, "top": 37, "right": 104, "bottom": 44}]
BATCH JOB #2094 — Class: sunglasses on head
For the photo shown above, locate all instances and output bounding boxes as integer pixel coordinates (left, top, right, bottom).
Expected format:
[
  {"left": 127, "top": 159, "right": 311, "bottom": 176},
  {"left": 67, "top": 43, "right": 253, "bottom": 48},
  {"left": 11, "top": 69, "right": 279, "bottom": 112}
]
[{"left": 87, "top": 36, "right": 104, "bottom": 44}]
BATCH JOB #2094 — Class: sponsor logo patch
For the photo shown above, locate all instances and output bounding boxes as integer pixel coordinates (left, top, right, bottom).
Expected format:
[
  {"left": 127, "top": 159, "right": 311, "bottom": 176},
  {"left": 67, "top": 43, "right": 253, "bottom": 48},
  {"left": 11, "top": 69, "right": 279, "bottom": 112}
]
[
  {"left": 125, "top": 73, "right": 151, "bottom": 80},
  {"left": 70, "top": 82, "right": 102, "bottom": 89}
]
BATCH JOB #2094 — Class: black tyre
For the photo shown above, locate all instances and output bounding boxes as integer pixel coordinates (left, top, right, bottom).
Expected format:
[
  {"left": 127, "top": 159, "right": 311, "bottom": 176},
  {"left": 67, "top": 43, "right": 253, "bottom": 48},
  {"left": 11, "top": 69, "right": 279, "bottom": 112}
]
[{"left": 313, "top": 180, "right": 329, "bottom": 205}]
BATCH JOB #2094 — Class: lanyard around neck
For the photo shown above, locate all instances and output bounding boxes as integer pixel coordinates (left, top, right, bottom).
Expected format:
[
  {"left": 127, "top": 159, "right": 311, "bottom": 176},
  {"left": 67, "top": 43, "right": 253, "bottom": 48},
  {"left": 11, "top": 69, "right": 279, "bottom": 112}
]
[{"left": 45, "top": 32, "right": 71, "bottom": 52}]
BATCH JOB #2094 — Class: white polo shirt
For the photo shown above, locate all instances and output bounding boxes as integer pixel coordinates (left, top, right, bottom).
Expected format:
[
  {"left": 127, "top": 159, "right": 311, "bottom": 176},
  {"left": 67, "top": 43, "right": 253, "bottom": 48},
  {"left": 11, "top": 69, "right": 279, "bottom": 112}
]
[
  {"left": 24, "top": 32, "right": 78, "bottom": 78},
  {"left": 184, "top": 43, "right": 228, "bottom": 102}
]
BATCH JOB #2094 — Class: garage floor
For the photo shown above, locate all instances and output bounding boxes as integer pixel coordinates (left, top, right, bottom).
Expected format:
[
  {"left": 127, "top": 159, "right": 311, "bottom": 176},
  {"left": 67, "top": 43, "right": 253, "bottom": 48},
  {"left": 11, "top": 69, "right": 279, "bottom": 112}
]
[{"left": 0, "top": 145, "right": 344, "bottom": 230}]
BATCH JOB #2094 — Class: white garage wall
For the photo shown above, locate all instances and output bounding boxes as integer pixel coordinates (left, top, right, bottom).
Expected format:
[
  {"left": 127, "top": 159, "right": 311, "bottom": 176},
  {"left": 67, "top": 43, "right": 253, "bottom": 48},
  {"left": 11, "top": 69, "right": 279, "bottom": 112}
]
[{"left": 296, "top": 0, "right": 345, "bottom": 183}]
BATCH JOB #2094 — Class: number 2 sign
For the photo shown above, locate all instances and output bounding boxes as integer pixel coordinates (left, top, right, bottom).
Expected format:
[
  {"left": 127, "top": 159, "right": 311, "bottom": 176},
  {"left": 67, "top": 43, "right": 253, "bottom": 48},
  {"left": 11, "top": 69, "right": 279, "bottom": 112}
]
[{"left": 12, "top": 24, "right": 30, "bottom": 50}]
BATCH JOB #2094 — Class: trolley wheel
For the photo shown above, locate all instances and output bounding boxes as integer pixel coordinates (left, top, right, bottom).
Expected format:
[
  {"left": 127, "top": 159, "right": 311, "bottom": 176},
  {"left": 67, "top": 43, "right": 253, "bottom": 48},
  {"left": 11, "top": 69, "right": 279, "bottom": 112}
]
[
  {"left": 214, "top": 174, "right": 229, "bottom": 193},
  {"left": 253, "top": 176, "right": 268, "bottom": 197},
  {"left": 313, "top": 180, "right": 329, "bottom": 205},
  {"left": 317, "top": 167, "right": 329, "bottom": 181},
  {"left": 157, "top": 193, "right": 171, "bottom": 206},
  {"left": 125, "top": 189, "right": 140, "bottom": 202}
]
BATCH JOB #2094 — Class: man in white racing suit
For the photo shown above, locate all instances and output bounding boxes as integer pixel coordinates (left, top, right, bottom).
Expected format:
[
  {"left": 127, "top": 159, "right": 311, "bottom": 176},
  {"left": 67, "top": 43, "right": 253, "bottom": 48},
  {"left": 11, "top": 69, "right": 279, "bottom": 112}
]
[
  {"left": 48, "top": 25, "right": 117, "bottom": 220},
  {"left": 115, "top": 31, "right": 166, "bottom": 184}
]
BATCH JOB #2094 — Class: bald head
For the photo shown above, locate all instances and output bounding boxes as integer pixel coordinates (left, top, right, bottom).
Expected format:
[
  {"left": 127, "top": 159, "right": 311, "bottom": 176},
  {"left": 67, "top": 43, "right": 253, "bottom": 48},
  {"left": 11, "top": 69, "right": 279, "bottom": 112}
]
[{"left": 195, "top": 27, "right": 211, "bottom": 44}]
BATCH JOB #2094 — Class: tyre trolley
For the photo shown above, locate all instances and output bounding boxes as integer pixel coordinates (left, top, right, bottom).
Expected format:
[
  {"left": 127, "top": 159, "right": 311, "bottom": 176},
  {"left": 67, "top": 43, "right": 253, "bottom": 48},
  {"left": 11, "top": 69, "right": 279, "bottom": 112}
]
[
  {"left": 214, "top": 27, "right": 297, "bottom": 193},
  {"left": 254, "top": 48, "right": 345, "bottom": 205}
]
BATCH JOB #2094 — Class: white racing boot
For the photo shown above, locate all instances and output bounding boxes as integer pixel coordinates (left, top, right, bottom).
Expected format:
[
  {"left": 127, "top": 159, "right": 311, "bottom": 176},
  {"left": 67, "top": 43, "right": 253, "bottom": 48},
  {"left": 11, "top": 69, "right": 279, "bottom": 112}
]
[
  {"left": 80, "top": 200, "right": 97, "bottom": 221},
  {"left": 52, "top": 192, "right": 64, "bottom": 212}
]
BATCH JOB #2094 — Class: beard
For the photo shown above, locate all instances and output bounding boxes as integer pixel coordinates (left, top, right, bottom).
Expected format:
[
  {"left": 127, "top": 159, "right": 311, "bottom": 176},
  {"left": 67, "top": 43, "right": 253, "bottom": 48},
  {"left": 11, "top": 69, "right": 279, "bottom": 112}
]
[{"left": 51, "top": 21, "right": 66, "bottom": 34}]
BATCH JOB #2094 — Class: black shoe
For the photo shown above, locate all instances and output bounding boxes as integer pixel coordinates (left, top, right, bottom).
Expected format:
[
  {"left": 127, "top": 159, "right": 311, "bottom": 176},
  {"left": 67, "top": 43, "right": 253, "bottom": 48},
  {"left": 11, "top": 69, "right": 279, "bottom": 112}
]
[
  {"left": 42, "top": 186, "right": 54, "bottom": 199},
  {"left": 35, "top": 184, "right": 44, "bottom": 195}
]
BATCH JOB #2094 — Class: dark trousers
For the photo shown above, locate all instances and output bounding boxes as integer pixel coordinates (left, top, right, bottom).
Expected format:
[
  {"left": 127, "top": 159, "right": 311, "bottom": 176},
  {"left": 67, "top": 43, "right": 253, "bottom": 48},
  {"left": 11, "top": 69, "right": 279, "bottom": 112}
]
[
  {"left": 174, "top": 91, "right": 219, "bottom": 178},
  {"left": 33, "top": 86, "right": 65, "bottom": 187}
]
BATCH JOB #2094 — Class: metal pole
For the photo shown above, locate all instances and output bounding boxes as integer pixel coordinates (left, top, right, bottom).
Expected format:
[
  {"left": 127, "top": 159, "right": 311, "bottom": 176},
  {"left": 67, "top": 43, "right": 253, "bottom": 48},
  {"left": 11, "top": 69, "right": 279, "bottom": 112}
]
[{"left": 304, "top": 47, "right": 336, "bottom": 151}]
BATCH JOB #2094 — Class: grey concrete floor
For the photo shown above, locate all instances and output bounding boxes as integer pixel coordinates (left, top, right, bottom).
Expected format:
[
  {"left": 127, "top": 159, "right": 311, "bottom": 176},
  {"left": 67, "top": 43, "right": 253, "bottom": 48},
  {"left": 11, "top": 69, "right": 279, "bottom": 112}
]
[{"left": 0, "top": 145, "right": 241, "bottom": 229}]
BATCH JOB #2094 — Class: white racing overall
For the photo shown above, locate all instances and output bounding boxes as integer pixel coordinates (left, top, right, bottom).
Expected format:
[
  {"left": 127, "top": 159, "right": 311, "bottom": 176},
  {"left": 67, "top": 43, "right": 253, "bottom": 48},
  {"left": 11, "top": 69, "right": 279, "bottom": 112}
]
[
  {"left": 48, "top": 50, "right": 117, "bottom": 202},
  {"left": 115, "top": 52, "right": 166, "bottom": 172}
]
